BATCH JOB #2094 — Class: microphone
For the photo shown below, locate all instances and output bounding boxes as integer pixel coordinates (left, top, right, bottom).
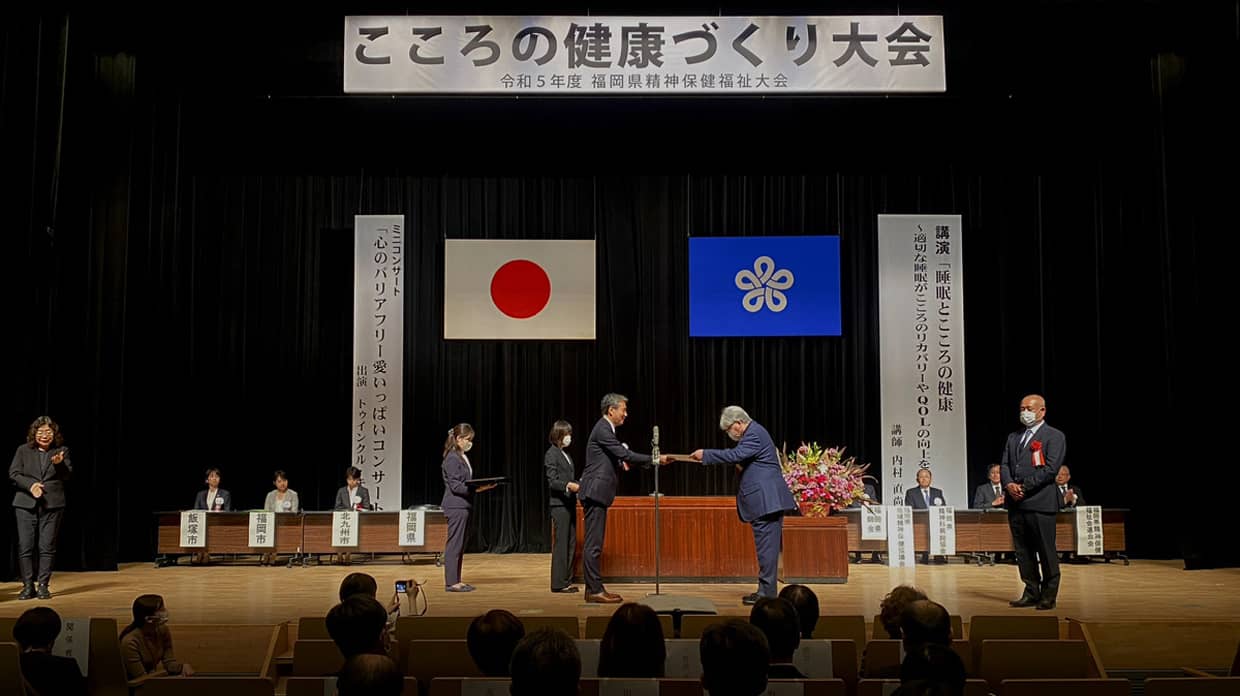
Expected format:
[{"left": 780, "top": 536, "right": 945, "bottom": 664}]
[{"left": 652, "top": 425, "right": 659, "bottom": 448}]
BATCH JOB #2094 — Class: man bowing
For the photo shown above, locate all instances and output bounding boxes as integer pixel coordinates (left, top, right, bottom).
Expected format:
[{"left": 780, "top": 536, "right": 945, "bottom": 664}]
[{"left": 691, "top": 406, "right": 797, "bottom": 606}]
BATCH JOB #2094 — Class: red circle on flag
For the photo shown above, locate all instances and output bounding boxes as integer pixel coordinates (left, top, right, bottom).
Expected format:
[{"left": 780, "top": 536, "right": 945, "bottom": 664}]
[{"left": 490, "top": 260, "right": 551, "bottom": 319}]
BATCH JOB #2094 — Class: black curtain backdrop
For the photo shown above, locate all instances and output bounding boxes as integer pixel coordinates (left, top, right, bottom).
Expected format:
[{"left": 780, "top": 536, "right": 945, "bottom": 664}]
[{"left": 2, "top": 3, "right": 1232, "bottom": 578}]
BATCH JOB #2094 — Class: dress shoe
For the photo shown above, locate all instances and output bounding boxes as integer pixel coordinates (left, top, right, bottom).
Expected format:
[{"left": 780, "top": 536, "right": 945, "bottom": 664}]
[
  {"left": 552, "top": 586, "right": 580, "bottom": 593},
  {"left": 445, "top": 583, "right": 475, "bottom": 593},
  {"left": 585, "top": 591, "right": 623, "bottom": 604},
  {"left": 36, "top": 584, "right": 51, "bottom": 600},
  {"left": 742, "top": 593, "right": 760, "bottom": 606},
  {"left": 1008, "top": 595, "right": 1039, "bottom": 608},
  {"left": 18, "top": 584, "right": 36, "bottom": 600},
  {"left": 1036, "top": 599, "right": 1057, "bottom": 610}
]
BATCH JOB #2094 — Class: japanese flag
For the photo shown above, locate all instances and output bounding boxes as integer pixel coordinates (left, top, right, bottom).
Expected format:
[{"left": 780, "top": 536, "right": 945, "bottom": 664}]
[{"left": 444, "top": 239, "right": 595, "bottom": 340}]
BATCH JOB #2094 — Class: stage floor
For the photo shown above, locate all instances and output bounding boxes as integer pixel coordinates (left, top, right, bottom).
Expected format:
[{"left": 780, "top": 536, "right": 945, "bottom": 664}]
[{"left": 2, "top": 555, "right": 1239, "bottom": 626}]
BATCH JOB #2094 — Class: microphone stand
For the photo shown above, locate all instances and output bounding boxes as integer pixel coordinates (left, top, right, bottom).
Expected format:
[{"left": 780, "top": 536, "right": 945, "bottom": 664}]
[{"left": 652, "top": 426, "right": 662, "bottom": 596}]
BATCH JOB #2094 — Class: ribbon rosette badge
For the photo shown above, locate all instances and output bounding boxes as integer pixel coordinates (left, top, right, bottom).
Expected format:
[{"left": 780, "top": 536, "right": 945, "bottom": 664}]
[{"left": 735, "top": 256, "right": 795, "bottom": 313}]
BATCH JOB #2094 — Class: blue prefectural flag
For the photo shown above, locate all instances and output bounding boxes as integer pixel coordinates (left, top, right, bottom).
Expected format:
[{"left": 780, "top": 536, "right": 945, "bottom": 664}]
[{"left": 689, "top": 236, "right": 841, "bottom": 337}]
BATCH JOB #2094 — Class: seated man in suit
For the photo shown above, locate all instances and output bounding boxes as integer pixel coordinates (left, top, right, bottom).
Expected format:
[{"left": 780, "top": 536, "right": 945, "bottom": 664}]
[
  {"left": 1056, "top": 465, "right": 1084, "bottom": 509},
  {"left": 973, "top": 464, "right": 1005, "bottom": 509},
  {"left": 905, "top": 468, "right": 947, "bottom": 564}
]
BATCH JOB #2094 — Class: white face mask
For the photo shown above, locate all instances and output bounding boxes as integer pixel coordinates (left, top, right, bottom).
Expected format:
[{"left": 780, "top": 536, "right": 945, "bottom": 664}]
[
  {"left": 562, "top": 435, "right": 572, "bottom": 447},
  {"left": 1019, "top": 410, "right": 1038, "bottom": 427},
  {"left": 461, "top": 440, "right": 473, "bottom": 453}
]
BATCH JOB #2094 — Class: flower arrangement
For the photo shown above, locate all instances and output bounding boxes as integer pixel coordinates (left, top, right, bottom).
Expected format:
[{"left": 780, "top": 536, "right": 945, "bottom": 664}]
[{"left": 780, "top": 442, "right": 874, "bottom": 517}]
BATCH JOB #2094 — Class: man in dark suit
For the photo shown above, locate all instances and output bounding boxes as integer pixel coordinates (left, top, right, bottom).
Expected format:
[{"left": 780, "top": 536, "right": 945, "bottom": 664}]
[
  {"left": 905, "top": 469, "right": 947, "bottom": 563},
  {"left": 579, "top": 393, "right": 665, "bottom": 603},
  {"left": 690, "top": 406, "right": 798, "bottom": 605},
  {"left": 1055, "top": 465, "right": 1084, "bottom": 509},
  {"left": 973, "top": 464, "right": 1006, "bottom": 509},
  {"left": 10, "top": 416, "right": 72, "bottom": 599},
  {"left": 1001, "top": 393, "right": 1067, "bottom": 610}
]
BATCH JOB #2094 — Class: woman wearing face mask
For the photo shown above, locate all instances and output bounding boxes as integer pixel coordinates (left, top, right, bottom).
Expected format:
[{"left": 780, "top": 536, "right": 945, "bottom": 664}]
[
  {"left": 544, "top": 420, "right": 580, "bottom": 593},
  {"left": 119, "top": 594, "right": 194, "bottom": 679},
  {"left": 441, "top": 423, "right": 497, "bottom": 592}
]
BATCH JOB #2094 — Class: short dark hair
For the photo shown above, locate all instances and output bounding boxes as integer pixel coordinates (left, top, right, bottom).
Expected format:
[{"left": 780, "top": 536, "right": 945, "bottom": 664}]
[
  {"left": 13, "top": 607, "right": 61, "bottom": 649},
  {"left": 326, "top": 595, "right": 388, "bottom": 658},
  {"left": 346, "top": 466, "right": 363, "bottom": 481},
  {"left": 749, "top": 597, "right": 801, "bottom": 661},
  {"left": 205, "top": 467, "right": 221, "bottom": 478},
  {"left": 600, "top": 393, "right": 628, "bottom": 415},
  {"left": 988, "top": 463, "right": 1000, "bottom": 472},
  {"left": 467, "top": 610, "right": 526, "bottom": 677},
  {"left": 900, "top": 600, "right": 952, "bottom": 650},
  {"left": 880, "top": 585, "right": 928, "bottom": 639},
  {"left": 779, "top": 585, "right": 820, "bottom": 639},
  {"left": 548, "top": 420, "right": 573, "bottom": 447},
  {"left": 274, "top": 469, "right": 288, "bottom": 481},
  {"left": 337, "top": 654, "right": 404, "bottom": 696},
  {"left": 509, "top": 628, "right": 581, "bottom": 696},
  {"left": 699, "top": 619, "right": 770, "bottom": 696},
  {"left": 598, "top": 603, "right": 666, "bottom": 678},
  {"left": 339, "top": 572, "right": 379, "bottom": 602}
]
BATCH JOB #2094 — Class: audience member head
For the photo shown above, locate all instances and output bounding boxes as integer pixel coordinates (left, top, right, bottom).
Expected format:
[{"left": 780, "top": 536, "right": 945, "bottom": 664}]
[
  {"left": 12, "top": 607, "right": 61, "bottom": 650},
  {"left": 749, "top": 598, "right": 801, "bottom": 663},
  {"left": 345, "top": 466, "right": 363, "bottom": 487},
  {"left": 509, "top": 628, "right": 581, "bottom": 696},
  {"left": 699, "top": 619, "right": 770, "bottom": 696},
  {"left": 120, "top": 594, "right": 168, "bottom": 638},
  {"left": 326, "top": 595, "right": 388, "bottom": 658},
  {"left": 467, "top": 609, "right": 526, "bottom": 677},
  {"left": 598, "top": 602, "right": 666, "bottom": 678},
  {"left": 899, "top": 600, "right": 952, "bottom": 651},
  {"left": 549, "top": 420, "right": 573, "bottom": 448},
  {"left": 1056, "top": 465, "right": 1072, "bottom": 486},
  {"left": 337, "top": 654, "right": 404, "bottom": 696},
  {"left": 339, "top": 572, "right": 379, "bottom": 601},
  {"left": 274, "top": 470, "right": 290, "bottom": 492},
  {"left": 988, "top": 464, "right": 1001, "bottom": 484},
  {"left": 778, "top": 584, "right": 820, "bottom": 639},
  {"left": 897, "top": 643, "right": 967, "bottom": 696},
  {"left": 879, "top": 585, "right": 928, "bottom": 639}
]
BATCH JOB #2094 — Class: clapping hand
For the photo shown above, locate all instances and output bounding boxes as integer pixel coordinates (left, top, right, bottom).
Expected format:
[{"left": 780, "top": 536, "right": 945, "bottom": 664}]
[{"left": 30, "top": 482, "right": 45, "bottom": 499}]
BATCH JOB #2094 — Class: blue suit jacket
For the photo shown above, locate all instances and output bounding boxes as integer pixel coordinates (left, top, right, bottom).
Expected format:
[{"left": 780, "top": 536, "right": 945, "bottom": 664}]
[
  {"left": 441, "top": 451, "right": 473, "bottom": 510},
  {"left": 1000, "top": 421, "right": 1067, "bottom": 514},
  {"left": 579, "top": 417, "right": 651, "bottom": 508},
  {"left": 701, "top": 421, "right": 797, "bottom": 523}
]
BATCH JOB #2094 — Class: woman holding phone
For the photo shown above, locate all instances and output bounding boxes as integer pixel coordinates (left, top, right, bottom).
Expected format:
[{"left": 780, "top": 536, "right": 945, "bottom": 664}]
[
  {"left": 9, "top": 416, "right": 72, "bottom": 600},
  {"left": 441, "top": 423, "right": 497, "bottom": 592}
]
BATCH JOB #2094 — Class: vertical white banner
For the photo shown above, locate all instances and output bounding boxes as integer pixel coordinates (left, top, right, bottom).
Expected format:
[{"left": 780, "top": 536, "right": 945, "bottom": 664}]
[
  {"left": 333, "top": 511, "right": 360, "bottom": 547},
  {"left": 879, "top": 215, "right": 967, "bottom": 511},
  {"left": 861, "top": 504, "right": 887, "bottom": 540},
  {"left": 929, "top": 506, "right": 957, "bottom": 555},
  {"left": 353, "top": 215, "right": 404, "bottom": 511},
  {"left": 887, "top": 505, "right": 916, "bottom": 567},
  {"left": 398, "top": 509, "right": 426, "bottom": 546},
  {"left": 53, "top": 617, "right": 90, "bottom": 676},
  {"left": 249, "top": 511, "right": 276, "bottom": 548},
  {"left": 180, "top": 511, "right": 206, "bottom": 548},
  {"left": 1075, "top": 506, "right": 1104, "bottom": 555}
]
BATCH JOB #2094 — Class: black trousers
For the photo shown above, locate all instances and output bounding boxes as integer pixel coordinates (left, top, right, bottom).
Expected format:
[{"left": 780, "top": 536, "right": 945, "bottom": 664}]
[
  {"left": 15, "top": 505, "right": 64, "bottom": 585},
  {"left": 443, "top": 507, "right": 469, "bottom": 587},
  {"left": 549, "top": 505, "right": 576, "bottom": 590},
  {"left": 582, "top": 499, "right": 608, "bottom": 594},
  {"left": 1009, "top": 509, "right": 1060, "bottom": 600}
]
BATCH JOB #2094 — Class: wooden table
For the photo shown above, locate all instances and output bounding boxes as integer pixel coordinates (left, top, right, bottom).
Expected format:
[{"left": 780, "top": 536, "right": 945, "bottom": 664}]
[
  {"left": 156, "top": 511, "right": 303, "bottom": 556},
  {"left": 301, "top": 511, "right": 447, "bottom": 557},
  {"left": 573, "top": 496, "right": 850, "bottom": 584}
]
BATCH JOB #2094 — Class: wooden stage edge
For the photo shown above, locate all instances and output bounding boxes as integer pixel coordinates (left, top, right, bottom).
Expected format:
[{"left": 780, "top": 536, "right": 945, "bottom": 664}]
[{"left": 2, "top": 556, "right": 1238, "bottom": 628}]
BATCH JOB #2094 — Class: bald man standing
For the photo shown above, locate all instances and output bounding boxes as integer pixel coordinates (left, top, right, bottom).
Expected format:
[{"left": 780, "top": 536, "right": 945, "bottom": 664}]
[{"left": 1000, "top": 394, "right": 1067, "bottom": 610}]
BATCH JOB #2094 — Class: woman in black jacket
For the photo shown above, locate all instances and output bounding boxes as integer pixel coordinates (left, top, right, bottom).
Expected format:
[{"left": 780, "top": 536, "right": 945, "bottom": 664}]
[{"left": 544, "top": 420, "right": 580, "bottom": 593}]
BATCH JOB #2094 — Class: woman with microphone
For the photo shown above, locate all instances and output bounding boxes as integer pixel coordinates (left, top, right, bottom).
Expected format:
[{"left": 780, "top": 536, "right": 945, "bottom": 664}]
[{"left": 441, "top": 423, "right": 496, "bottom": 592}]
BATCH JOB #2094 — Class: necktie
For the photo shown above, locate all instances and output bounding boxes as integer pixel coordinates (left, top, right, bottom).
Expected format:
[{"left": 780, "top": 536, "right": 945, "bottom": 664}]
[
  {"left": 924, "top": 489, "right": 930, "bottom": 506},
  {"left": 1020, "top": 429, "right": 1033, "bottom": 449},
  {"left": 1061, "top": 485, "right": 1067, "bottom": 495},
  {"left": 994, "top": 485, "right": 1000, "bottom": 496}
]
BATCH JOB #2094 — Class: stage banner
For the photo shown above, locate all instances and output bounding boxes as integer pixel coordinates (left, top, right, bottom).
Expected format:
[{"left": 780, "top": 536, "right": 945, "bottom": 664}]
[
  {"left": 861, "top": 504, "right": 887, "bottom": 541},
  {"left": 887, "top": 505, "right": 916, "bottom": 568},
  {"left": 398, "top": 509, "right": 426, "bottom": 546},
  {"left": 879, "top": 214, "right": 967, "bottom": 512},
  {"left": 1075, "top": 506, "right": 1104, "bottom": 556},
  {"left": 249, "top": 511, "right": 276, "bottom": 548},
  {"left": 353, "top": 215, "right": 404, "bottom": 511},
  {"left": 929, "top": 505, "right": 957, "bottom": 556},
  {"left": 345, "top": 16, "right": 946, "bottom": 94},
  {"left": 54, "top": 617, "right": 90, "bottom": 676},
  {"left": 332, "top": 511, "right": 359, "bottom": 547},
  {"left": 180, "top": 510, "right": 206, "bottom": 548}
]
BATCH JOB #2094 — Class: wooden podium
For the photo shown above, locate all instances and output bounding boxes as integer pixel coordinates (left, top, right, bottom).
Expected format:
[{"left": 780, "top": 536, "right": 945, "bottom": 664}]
[{"left": 573, "top": 496, "right": 849, "bottom": 584}]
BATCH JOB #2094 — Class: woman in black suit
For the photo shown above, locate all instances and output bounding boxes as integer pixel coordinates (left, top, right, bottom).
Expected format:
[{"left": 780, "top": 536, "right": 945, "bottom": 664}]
[
  {"left": 441, "top": 423, "right": 496, "bottom": 592},
  {"left": 9, "top": 416, "right": 72, "bottom": 600},
  {"left": 544, "top": 420, "right": 580, "bottom": 593}
]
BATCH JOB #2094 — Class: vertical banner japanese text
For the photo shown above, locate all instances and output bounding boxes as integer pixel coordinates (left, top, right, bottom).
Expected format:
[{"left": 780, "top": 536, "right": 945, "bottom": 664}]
[
  {"left": 1075, "top": 506, "right": 1104, "bottom": 556},
  {"left": 353, "top": 215, "right": 404, "bottom": 511},
  {"left": 879, "top": 215, "right": 967, "bottom": 511},
  {"left": 887, "top": 505, "right": 916, "bottom": 568}
]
